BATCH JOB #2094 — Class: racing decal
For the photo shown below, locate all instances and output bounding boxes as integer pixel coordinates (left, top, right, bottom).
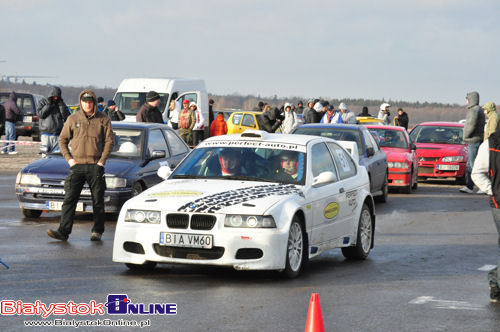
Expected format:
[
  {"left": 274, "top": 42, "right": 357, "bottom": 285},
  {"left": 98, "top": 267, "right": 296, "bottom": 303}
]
[
  {"left": 198, "top": 140, "right": 307, "bottom": 153},
  {"left": 149, "top": 191, "right": 203, "bottom": 197},
  {"left": 177, "top": 184, "right": 302, "bottom": 213},
  {"left": 346, "top": 190, "right": 358, "bottom": 210},
  {"left": 323, "top": 202, "right": 339, "bottom": 219}
]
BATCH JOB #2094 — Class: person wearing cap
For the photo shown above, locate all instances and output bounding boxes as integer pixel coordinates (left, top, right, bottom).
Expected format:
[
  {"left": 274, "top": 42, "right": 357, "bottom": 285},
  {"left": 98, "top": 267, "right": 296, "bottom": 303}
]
[
  {"left": 190, "top": 102, "right": 205, "bottom": 146},
  {"left": 483, "top": 102, "right": 498, "bottom": 141},
  {"left": 36, "top": 86, "right": 70, "bottom": 155},
  {"left": 103, "top": 99, "right": 125, "bottom": 121},
  {"left": 281, "top": 102, "right": 298, "bottom": 134},
  {"left": 47, "top": 89, "right": 114, "bottom": 242},
  {"left": 378, "top": 103, "right": 391, "bottom": 125},
  {"left": 339, "top": 102, "right": 356, "bottom": 124},
  {"left": 136, "top": 91, "right": 163, "bottom": 123},
  {"left": 321, "top": 105, "right": 343, "bottom": 124},
  {"left": 393, "top": 108, "right": 409, "bottom": 130},
  {"left": 178, "top": 99, "right": 196, "bottom": 145}
]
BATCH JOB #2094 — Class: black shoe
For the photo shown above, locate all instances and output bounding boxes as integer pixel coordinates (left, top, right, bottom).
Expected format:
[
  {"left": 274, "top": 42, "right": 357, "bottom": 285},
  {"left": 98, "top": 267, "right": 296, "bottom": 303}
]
[
  {"left": 491, "top": 285, "right": 500, "bottom": 303},
  {"left": 90, "top": 232, "right": 102, "bottom": 241},
  {"left": 47, "top": 229, "right": 68, "bottom": 241}
]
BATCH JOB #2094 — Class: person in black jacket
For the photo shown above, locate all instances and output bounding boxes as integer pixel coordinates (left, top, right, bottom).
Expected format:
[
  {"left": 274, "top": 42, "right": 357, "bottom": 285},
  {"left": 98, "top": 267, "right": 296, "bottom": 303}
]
[
  {"left": 37, "top": 87, "right": 70, "bottom": 154},
  {"left": 136, "top": 91, "right": 163, "bottom": 123},
  {"left": 358, "top": 106, "right": 372, "bottom": 117},
  {"left": 103, "top": 100, "right": 125, "bottom": 121},
  {"left": 1, "top": 92, "right": 21, "bottom": 154},
  {"left": 258, "top": 107, "right": 282, "bottom": 133},
  {"left": 393, "top": 108, "right": 409, "bottom": 130}
]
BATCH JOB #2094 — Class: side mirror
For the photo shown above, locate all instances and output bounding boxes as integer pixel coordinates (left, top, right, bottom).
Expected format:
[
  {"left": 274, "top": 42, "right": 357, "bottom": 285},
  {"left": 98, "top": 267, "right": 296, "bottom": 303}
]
[
  {"left": 157, "top": 165, "right": 172, "bottom": 180},
  {"left": 151, "top": 150, "right": 166, "bottom": 160},
  {"left": 411, "top": 143, "right": 417, "bottom": 150},
  {"left": 312, "top": 171, "right": 336, "bottom": 188},
  {"left": 366, "top": 147, "right": 375, "bottom": 157}
]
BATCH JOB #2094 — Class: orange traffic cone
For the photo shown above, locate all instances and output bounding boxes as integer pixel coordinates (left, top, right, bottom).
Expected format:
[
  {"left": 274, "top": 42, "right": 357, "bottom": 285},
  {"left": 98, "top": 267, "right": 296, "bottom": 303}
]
[{"left": 304, "top": 293, "right": 325, "bottom": 332}]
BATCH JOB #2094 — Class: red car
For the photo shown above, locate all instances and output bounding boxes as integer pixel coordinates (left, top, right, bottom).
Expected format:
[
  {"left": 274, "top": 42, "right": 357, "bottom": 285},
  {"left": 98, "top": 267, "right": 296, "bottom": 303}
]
[
  {"left": 409, "top": 122, "right": 466, "bottom": 184},
  {"left": 366, "top": 125, "right": 418, "bottom": 193}
]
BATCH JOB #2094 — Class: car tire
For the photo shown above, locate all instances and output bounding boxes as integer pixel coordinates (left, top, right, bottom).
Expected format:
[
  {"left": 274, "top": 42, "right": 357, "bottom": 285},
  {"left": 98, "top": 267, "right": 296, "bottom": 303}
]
[
  {"left": 22, "top": 209, "right": 42, "bottom": 218},
  {"left": 403, "top": 170, "right": 413, "bottom": 194},
  {"left": 125, "top": 262, "right": 157, "bottom": 271},
  {"left": 375, "top": 174, "right": 388, "bottom": 203},
  {"left": 132, "top": 182, "right": 145, "bottom": 196},
  {"left": 282, "top": 216, "right": 307, "bottom": 278},
  {"left": 341, "top": 204, "right": 373, "bottom": 260}
]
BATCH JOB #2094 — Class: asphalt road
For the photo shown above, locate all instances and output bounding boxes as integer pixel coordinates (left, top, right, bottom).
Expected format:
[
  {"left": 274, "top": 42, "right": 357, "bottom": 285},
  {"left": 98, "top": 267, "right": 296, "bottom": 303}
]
[{"left": 0, "top": 173, "right": 499, "bottom": 331}]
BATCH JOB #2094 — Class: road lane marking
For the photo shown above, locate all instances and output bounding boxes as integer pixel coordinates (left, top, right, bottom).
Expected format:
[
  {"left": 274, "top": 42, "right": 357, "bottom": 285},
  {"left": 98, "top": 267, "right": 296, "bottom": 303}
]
[
  {"left": 409, "top": 296, "right": 484, "bottom": 310},
  {"left": 478, "top": 265, "right": 496, "bottom": 271}
]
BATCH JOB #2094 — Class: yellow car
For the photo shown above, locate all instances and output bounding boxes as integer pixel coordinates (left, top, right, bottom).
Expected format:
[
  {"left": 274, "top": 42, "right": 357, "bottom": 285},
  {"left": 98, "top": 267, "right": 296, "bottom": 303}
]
[
  {"left": 356, "top": 116, "right": 384, "bottom": 125},
  {"left": 226, "top": 111, "right": 262, "bottom": 134}
]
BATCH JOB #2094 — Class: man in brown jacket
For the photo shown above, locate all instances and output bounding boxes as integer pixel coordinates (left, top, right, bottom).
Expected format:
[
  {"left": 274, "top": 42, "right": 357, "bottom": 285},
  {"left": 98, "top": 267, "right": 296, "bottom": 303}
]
[
  {"left": 178, "top": 99, "right": 195, "bottom": 145},
  {"left": 47, "top": 89, "right": 115, "bottom": 241}
]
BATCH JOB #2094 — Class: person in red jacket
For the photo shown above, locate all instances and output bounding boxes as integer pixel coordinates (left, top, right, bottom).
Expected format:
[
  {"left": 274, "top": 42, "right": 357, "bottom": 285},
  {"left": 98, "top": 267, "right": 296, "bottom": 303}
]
[{"left": 210, "top": 112, "right": 228, "bottom": 137}]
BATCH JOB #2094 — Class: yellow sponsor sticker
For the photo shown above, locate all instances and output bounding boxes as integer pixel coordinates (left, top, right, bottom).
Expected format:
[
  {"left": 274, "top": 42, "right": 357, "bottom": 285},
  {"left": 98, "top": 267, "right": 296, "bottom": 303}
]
[
  {"left": 324, "top": 202, "right": 339, "bottom": 219},
  {"left": 149, "top": 191, "right": 203, "bottom": 197}
]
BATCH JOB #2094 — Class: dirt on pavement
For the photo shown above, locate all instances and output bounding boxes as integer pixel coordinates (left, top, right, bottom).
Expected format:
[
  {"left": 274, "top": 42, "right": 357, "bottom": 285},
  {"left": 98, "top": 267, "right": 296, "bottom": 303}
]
[{"left": 1, "top": 137, "right": 43, "bottom": 174}]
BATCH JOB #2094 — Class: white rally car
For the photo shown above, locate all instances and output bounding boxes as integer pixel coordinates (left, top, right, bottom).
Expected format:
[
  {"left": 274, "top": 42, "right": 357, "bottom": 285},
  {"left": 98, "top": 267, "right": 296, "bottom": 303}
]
[{"left": 113, "top": 130, "right": 375, "bottom": 277}]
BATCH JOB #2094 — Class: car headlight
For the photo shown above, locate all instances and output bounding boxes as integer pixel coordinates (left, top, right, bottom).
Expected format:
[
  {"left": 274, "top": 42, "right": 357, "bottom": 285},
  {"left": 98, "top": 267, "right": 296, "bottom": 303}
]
[
  {"left": 125, "top": 209, "right": 161, "bottom": 224},
  {"left": 224, "top": 215, "right": 276, "bottom": 228},
  {"left": 441, "top": 156, "right": 464, "bottom": 162},
  {"left": 105, "top": 176, "right": 127, "bottom": 189},
  {"left": 17, "top": 173, "right": 41, "bottom": 186},
  {"left": 388, "top": 162, "right": 410, "bottom": 169}
]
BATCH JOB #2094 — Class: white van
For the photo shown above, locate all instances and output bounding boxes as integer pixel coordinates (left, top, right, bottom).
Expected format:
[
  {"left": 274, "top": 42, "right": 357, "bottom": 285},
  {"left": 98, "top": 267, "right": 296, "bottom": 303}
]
[{"left": 113, "top": 78, "right": 209, "bottom": 127}]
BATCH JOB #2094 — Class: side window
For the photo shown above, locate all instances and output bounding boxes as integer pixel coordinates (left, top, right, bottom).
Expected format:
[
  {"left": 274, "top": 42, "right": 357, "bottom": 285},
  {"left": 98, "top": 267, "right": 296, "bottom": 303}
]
[
  {"left": 327, "top": 142, "right": 357, "bottom": 180},
  {"left": 163, "top": 129, "right": 189, "bottom": 156},
  {"left": 363, "top": 130, "right": 376, "bottom": 152},
  {"left": 147, "top": 129, "right": 170, "bottom": 158},
  {"left": 178, "top": 93, "right": 197, "bottom": 105},
  {"left": 311, "top": 142, "right": 338, "bottom": 180},
  {"left": 23, "top": 97, "right": 34, "bottom": 112},
  {"left": 232, "top": 113, "right": 243, "bottom": 125},
  {"left": 241, "top": 114, "right": 256, "bottom": 127}
]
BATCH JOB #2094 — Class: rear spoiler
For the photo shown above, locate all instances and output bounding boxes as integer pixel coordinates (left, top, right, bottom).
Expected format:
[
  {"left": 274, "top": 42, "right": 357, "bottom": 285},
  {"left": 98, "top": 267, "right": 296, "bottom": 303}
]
[{"left": 336, "top": 141, "right": 360, "bottom": 164}]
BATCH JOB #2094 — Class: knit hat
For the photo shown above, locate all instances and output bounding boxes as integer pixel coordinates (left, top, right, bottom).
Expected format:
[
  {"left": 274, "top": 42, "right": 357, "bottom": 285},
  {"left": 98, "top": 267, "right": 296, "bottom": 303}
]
[
  {"left": 483, "top": 102, "right": 496, "bottom": 113},
  {"left": 146, "top": 91, "right": 160, "bottom": 102},
  {"left": 107, "top": 100, "right": 116, "bottom": 107}
]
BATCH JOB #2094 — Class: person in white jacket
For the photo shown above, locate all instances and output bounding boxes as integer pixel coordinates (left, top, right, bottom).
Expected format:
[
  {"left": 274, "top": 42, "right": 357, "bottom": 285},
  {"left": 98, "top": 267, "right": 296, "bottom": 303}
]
[
  {"left": 378, "top": 103, "right": 391, "bottom": 125},
  {"left": 190, "top": 102, "right": 205, "bottom": 146},
  {"left": 163, "top": 100, "right": 180, "bottom": 130},
  {"left": 281, "top": 103, "right": 298, "bottom": 134},
  {"left": 339, "top": 102, "right": 356, "bottom": 124},
  {"left": 471, "top": 132, "right": 500, "bottom": 303}
]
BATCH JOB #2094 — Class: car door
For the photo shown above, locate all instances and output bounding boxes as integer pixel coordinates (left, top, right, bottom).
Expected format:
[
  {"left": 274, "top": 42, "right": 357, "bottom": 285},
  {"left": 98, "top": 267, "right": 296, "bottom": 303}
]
[
  {"left": 308, "top": 142, "right": 349, "bottom": 248},
  {"left": 240, "top": 113, "right": 257, "bottom": 131},
  {"left": 362, "top": 129, "right": 386, "bottom": 192},
  {"left": 140, "top": 129, "right": 171, "bottom": 188},
  {"left": 162, "top": 128, "right": 190, "bottom": 169}
]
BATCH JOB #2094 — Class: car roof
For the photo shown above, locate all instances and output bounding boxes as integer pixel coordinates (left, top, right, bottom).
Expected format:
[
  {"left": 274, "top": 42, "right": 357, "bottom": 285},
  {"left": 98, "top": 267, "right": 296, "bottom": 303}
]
[
  {"left": 365, "top": 124, "right": 406, "bottom": 131},
  {"left": 110, "top": 121, "right": 171, "bottom": 130},
  {"left": 415, "top": 121, "right": 464, "bottom": 127},
  {"left": 203, "top": 130, "right": 323, "bottom": 146},
  {"left": 298, "top": 123, "right": 362, "bottom": 130}
]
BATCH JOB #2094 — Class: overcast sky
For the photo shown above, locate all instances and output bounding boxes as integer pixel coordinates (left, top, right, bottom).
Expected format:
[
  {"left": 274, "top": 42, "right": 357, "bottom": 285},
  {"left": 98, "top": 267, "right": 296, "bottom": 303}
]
[{"left": 1, "top": 0, "right": 498, "bottom": 104}]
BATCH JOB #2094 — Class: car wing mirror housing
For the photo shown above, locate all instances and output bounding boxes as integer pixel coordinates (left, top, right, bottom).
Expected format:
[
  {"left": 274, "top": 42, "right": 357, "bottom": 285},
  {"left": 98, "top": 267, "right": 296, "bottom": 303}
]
[
  {"left": 151, "top": 150, "right": 166, "bottom": 160},
  {"left": 312, "top": 171, "right": 336, "bottom": 188},
  {"left": 411, "top": 143, "right": 417, "bottom": 150},
  {"left": 157, "top": 165, "right": 172, "bottom": 180},
  {"left": 366, "top": 147, "right": 375, "bottom": 157}
]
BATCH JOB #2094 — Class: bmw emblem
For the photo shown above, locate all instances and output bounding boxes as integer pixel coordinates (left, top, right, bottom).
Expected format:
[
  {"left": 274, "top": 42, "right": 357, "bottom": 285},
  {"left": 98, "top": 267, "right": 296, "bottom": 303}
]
[{"left": 189, "top": 203, "right": 196, "bottom": 209}]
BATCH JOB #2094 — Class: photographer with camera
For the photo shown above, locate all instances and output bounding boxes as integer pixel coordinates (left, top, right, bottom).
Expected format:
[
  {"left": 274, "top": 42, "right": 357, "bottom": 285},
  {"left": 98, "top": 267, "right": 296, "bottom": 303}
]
[
  {"left": 258, "top": 106, "right": 282, "bottom": 133},
  {"left": 37, "top": 87, "right": 71, "bottom": 154}
]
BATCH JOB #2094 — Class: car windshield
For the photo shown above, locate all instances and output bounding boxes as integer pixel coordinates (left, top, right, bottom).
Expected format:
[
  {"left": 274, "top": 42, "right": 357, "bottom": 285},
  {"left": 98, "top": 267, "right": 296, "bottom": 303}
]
[
  {"left": 50, "top": 128, "right": 145, "bottom": 159},
  {"left": 114, "top": 92, "right": 168, "bottom": 116},
  {"left": 410, "top": 126, "right": 463, "bottom": 145},
  {"left": 170, "top": 147, "right": 306, "bottom": 185},
  {"left": 294, "top": 127, "right": 363, "bottom": 155},
  {"left": 368, "top": 128, "right": 408, "bottom": 149}
]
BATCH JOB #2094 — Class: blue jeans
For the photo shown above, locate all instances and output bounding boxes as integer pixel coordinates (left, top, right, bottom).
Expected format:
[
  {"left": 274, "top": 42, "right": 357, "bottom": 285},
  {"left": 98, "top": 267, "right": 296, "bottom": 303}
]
[
  {"left": 466, "top": 142, "right": 480, "bottom": 190},
  {"left": 3, "top": 121, "right": 16, "bottom": 152},
  {"left": 489, "top": 208, "right": 500, "bottom": 288}
]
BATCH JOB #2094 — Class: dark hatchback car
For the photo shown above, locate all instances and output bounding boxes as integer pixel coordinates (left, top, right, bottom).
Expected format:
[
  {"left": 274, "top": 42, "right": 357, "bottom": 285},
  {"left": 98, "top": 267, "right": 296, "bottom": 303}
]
[
  {"left": 15, "top": 122, "right": 190, "bottom": 218},
  {"left": 293, "top": 123, "right": 389, "bottom": 202},
  {"left": 0, "top": 92, "right": 44, "bottom": 140}
]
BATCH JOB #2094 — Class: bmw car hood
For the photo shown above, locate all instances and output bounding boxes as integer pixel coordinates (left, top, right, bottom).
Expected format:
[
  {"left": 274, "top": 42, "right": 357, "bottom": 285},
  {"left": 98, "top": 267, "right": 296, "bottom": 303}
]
[
  {"left": 21, "top": 156, "right": 140, "bottom": 179},
  {"left": 415, "top": 143, "right": 466, "bottom": 157},
  {"left": 128, "top": 179, "right": 303, "bottom": 215}
]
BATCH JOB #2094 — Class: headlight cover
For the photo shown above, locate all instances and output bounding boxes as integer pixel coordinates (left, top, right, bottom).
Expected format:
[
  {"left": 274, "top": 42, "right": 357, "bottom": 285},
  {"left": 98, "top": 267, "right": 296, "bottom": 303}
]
[
  {"left": 105, "top": 176, "right": 127, "bottom": 189},
  {"left": 125, "top": 209, "right": 161, "bottom": 224},
  {"left": 441, "top": 156, "right": 464, "bottom": 162},
  {"left": 388, "top": 162, "right": 410, "bottom": 169},
  {"left": 224, "top": 215, "right": 276, "bottom": 228},
  {"left": 18, "top": 173, "right": 41, "bottom": 186}
]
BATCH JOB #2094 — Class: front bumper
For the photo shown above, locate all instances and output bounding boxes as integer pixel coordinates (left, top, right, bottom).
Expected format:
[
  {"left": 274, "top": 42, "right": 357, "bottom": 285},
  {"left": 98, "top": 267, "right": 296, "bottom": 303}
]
[
  {"left": 112, "top": 215, "right": 289, "bottom": 271},
  {"left": 417, "top": 161, "right": 466, "bottom": 178},
  {"left": 388, "top": 169, "right": 411, "bottom": 187},
  {"left": 16, "top": 185, "right": 132, "bottom": 213}
]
